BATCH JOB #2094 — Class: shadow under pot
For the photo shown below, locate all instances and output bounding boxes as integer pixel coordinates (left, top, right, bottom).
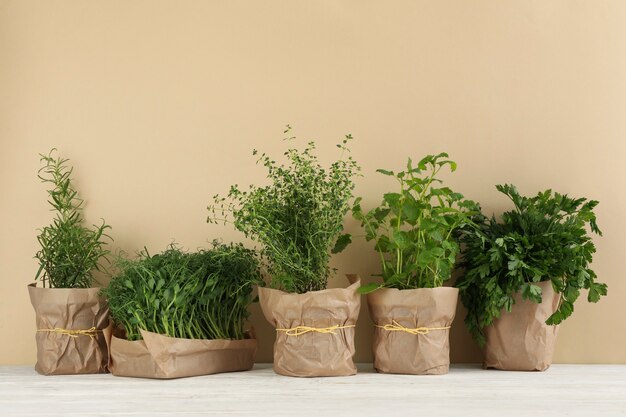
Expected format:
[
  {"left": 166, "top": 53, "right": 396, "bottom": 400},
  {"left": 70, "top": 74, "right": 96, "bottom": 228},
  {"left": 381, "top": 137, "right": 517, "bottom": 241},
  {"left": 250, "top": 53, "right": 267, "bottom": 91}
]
[
  {"left": 367, "top": 286, "right": 458, "bottom": 375},
  {"left": 258, "top": 277, "right": 361, "bottom": 377},
  {"left": 27, "top": 283, "right": 111, "bottom": 375},
  {"left": 484, "top": 280, "right": 560, "bottom": 371}
]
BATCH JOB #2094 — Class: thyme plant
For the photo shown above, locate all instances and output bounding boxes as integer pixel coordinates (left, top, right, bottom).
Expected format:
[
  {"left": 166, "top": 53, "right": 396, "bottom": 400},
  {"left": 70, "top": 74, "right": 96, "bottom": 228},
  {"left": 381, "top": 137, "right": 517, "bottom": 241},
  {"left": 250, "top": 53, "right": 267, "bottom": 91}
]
[
  {"left": 208, "top": 127, "right": 360, "bottom": 293},
  {"left": 35, "top": 149, "right": 111, "bottom": 288},
  {"left": 457, "top": 184, "right": 606, "bottom": 345},
  {"left": 352, "top": 153, "right": 478, "bottom": 293},
  {"left": 102, "top": 243, "right": 261, "bottom": 341}
]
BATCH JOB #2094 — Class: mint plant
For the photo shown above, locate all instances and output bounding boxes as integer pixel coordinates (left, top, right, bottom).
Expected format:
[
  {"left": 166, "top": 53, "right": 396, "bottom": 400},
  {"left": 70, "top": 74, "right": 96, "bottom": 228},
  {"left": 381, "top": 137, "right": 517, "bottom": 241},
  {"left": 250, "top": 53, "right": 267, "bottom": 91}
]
[{"left": 352, "top": 153, "right": 478, "bottom": 293}]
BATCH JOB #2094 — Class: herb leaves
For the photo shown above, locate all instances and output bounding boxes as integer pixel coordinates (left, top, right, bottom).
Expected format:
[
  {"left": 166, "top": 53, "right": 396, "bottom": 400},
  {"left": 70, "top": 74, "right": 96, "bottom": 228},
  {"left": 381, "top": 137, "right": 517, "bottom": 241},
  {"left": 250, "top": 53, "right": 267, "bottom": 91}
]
[
  {"left": 457, "top": 184, "right": 606, "bottom": 345},
  {"left": 352, "top": 153, "right": 478, "bottom": 292},
  {"left": 208, "top": 128, "right": 360, "bottom": 294},
  {"left": 35, "top": 149, "right": 111, "bottom": 288}
]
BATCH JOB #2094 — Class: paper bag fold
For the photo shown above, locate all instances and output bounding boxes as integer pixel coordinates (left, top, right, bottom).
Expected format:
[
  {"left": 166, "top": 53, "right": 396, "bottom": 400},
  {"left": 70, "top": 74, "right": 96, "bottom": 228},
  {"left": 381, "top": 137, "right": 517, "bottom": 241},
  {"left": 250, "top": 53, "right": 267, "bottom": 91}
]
[
  {"left": 109, "top": 330, "right": 257, "bottom": 379},
  {"left": 484, "top": 280, "right": 560, "bottom": 371},
  {"left": 258, "top": 278, "right": 361, "bottom": 377},
  {"left": 368, "top": 287, "right": 457, "bottom": 375},
  {"left": 28, "top": 283, "right": 111, "bottom": 375}
]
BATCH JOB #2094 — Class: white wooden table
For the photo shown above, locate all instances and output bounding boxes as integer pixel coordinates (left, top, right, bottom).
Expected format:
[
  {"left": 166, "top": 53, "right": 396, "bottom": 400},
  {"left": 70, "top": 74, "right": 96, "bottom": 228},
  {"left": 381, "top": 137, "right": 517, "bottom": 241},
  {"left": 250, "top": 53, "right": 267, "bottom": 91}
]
[{"left": 1, "top": 364, "right": 625, "bottom": 417}]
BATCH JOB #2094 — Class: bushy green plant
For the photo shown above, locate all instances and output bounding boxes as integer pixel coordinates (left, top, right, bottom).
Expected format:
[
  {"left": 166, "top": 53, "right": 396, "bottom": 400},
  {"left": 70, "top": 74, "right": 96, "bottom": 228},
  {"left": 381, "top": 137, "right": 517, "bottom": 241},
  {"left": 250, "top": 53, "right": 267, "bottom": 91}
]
[
  {"left": 457, "top": 184, "right": 606, "bottom": 345},
  {"left": 208, "top": 127, "right": 360, "bottom": 293},
  {"left": 102, "top": 242, "right": 261, "bottom": 341},
  {"left": 351, "top": 153, "right": 478, "bottom": 293},
  {"left": 35, "top": 149, "right": 111, "bottom": 288}
]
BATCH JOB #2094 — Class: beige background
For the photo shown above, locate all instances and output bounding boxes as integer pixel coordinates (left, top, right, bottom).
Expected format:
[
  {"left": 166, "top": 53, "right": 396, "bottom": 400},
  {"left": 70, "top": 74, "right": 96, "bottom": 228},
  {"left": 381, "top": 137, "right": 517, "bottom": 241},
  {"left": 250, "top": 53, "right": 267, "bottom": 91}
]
[{"left": 1, "top": 0, "right": 625, "bottom": 365}]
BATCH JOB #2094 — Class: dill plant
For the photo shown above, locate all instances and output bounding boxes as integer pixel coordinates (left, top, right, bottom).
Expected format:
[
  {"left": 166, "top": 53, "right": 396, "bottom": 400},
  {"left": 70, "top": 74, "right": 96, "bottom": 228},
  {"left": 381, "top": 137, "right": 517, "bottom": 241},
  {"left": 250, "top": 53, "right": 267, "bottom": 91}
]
[
  {"left": 35, "top": 149, "right": 111, "bottom": 288},
  {"left": 208, "top": 127, "right": 360, "bottom": 293}
]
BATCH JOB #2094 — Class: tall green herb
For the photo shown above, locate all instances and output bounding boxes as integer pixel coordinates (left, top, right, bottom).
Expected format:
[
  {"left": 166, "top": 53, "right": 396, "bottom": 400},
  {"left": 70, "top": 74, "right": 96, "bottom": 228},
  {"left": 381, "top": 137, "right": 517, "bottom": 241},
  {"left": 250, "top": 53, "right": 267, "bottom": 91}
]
[
  {"left": 35, "top": 149, "right": 111, "bottom": 288},
  {"left": 102, "top": 243, "right": 261, "bottom": 341},
  {"left": 208, "top": 127, "right": 360, "bottom": 293},
  {"left": 352, "top": 153, "right": 478, "bottom": 293},
  {"left": 457, "top": 184, "right": 606, "bottom": 345}
]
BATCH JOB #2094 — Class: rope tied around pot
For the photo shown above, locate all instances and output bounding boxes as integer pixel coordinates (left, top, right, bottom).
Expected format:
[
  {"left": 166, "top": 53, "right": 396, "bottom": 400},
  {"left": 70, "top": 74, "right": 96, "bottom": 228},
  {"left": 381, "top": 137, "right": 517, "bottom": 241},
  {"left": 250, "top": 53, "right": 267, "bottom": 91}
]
[
  {"left": 375, "top": 320, "right": 450, "bottom": 335},
  {"left": 37, "top": 326, "right": 102, "bottom": 340},
  {"left": 276, "top": 324, "right": 356, "bottom": 337}
]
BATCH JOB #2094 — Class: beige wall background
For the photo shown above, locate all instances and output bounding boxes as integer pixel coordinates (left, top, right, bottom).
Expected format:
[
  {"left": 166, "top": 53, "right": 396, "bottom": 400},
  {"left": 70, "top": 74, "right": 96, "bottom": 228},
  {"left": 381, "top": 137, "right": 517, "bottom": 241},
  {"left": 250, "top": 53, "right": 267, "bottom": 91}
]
[{"left": 1, "top": 0, "right": 625, "bottom": 365}]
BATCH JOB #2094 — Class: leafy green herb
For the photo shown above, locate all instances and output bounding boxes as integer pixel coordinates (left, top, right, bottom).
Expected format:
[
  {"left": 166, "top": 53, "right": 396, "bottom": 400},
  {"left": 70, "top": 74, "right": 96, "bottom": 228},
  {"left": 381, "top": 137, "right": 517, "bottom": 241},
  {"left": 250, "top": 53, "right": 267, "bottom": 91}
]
[
  {"left": 351, "top": 153, "right": 477, "bottom": 292},
  {"left": 102, "top": 242, "right": 261, "bottom": 341},
  {"left": 35, "top": 149, "right": 111, "bottom": 288},
  {"left": 208, "top": 127, "right": 360, "bottom": 294},
  {"left": 457, "top": 184, "right": 606, "bottom": 345}
]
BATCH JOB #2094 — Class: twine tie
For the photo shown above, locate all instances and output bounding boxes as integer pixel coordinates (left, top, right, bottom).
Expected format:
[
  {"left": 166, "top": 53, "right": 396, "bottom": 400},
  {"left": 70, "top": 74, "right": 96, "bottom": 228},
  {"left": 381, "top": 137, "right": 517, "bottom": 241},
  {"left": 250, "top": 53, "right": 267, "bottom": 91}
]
[
  {"left": 37, "top": 326, "right": 102, "bottom": 340},
  {"left": 276, "top": 324, "right": 356, "bottom": 337},
  {"left": 375, "top": 320, "right": 450, "bottom": 335}
]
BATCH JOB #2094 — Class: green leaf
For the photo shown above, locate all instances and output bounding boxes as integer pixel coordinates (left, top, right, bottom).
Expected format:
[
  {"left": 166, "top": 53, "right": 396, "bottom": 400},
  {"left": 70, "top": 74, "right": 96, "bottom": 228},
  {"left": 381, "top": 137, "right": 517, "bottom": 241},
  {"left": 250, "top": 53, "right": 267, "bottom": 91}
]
[
  {"left": 522, "top": 283, "right": 542, "bottom": 303},
  {"left": 392, "top": 230, "right": 411, "bottom": 250},
  {"left": 546, "top": 311, "right": 563, "bottom": 325},
  {"left": 331, "top": 234, "right": 352, "bottom": 254},
  {"left": 588, "top": 282, "right": 607, "bottom": 303},
  {"left": 402, "top": 200, "right": 419, "bottom": 223},
  {"left": 376, "top": 169, "right": 395, "bottom": 176},
  {"left": 373, "top": 208, "right": 391, "bottom": 222},
  {"left": 358, "top": 282, "right": 382, "bottom": 294},
  {"left": 383, "top": 193, "right": 401, "bottom": 207}
]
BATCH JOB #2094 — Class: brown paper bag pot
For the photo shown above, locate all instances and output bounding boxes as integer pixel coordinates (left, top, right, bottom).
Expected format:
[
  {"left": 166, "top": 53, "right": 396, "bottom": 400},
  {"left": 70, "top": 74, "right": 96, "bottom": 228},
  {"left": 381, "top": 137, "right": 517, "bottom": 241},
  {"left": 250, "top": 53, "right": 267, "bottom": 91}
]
[
  {"left": 27, "top": 283, "right": 111, "bottom": 375},
  {"left": 484, "top": 280, "right": 560, "bottom": 371},
  {"left": 109, "top": 330, "right": 257, "bottom": 379},
  {"left": 367, "top": 287, "right": 458, "bottom": 375},
  {"left": 258, "top": 279, "right": 361, "bottom": 377}
]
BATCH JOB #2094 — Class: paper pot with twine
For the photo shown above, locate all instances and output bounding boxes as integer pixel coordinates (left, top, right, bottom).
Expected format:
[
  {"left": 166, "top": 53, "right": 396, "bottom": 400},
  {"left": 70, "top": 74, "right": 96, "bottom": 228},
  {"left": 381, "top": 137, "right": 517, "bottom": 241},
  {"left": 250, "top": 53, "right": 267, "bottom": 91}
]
[
  {"left": 258, "top": 275, "right": 361, "bottom": 377},
  {"left": 367, "top": 286, "right": 458, "bottom": 375},
  {"left": 484, "top": 280, "right": 560, "bottom": 371},
  {"left": 28, "top": 283, "right": 112, "bottom": 375},
  {"left": 109, "top": 329, "right": 257, "bottom": 379}
]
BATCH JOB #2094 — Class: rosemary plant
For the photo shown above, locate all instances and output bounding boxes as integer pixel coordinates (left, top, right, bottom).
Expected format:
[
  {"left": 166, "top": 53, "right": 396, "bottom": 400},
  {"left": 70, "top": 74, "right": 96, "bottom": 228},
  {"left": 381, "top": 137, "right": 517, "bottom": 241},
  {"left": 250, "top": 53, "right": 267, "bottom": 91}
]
[{"left": 35, "top": 149, "right": 111, "bottom": 288}]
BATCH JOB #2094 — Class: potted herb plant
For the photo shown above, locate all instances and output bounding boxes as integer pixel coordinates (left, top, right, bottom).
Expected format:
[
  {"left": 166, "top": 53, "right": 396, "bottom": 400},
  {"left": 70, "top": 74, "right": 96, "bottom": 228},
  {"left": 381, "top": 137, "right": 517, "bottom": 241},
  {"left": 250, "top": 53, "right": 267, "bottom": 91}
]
[
  {"left": 102, "top": 242, "right": 260, "bottom": 379},
  {"left": 30, "top": 149, "right": 112, "bottom": 375},
  {"left": 351, "top": 153, "right": 477, "bottom": 375},
  {"left": 208, "top": 127, "right": 361, "bottom": 377},
  {"left": 457, "top": 184, "right": 606, "bottom": 371}
]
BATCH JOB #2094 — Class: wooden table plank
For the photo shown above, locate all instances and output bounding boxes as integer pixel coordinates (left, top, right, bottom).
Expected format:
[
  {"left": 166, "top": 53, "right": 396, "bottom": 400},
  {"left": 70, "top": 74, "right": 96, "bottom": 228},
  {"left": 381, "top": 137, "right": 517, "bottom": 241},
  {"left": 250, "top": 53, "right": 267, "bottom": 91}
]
[{"left": 1, "top": 364, "right": 625, "bottom": 417}]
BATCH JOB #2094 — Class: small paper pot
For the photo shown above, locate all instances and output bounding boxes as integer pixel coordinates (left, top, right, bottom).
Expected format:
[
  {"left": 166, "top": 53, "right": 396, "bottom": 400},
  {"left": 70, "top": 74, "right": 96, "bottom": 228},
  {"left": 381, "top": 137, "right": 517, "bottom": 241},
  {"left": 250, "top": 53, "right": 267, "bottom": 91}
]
[
  {"left": 27, "top": 283, "right": 111, "bottom": 375},
  {"left": 368, "top": 287, "right": 458, "bottom": 375},
  {"left": 484, "top": 280, "right": 560, "bottom": 371},
  {"left": 109, "top": 329, "right": 257, "bottom": 379},
  {"left": 258, "top": 278, "right": 361, "bottom": 377}
]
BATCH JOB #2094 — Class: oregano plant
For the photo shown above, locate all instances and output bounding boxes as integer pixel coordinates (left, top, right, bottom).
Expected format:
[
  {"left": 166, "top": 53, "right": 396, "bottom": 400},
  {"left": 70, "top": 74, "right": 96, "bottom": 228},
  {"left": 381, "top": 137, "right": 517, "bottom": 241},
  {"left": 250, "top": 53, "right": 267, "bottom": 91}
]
[
  {"left": 352, "top": 153, "right": 478, "bottom": 293},
  {"left": 208, "top": 127, "right": 360, "bottom": 294},
  {"left": 457, "top": 184, "right": 606, "bottom": 345},
  {"left": 35, "top": 149, "right": 111, "bottom": 288}
]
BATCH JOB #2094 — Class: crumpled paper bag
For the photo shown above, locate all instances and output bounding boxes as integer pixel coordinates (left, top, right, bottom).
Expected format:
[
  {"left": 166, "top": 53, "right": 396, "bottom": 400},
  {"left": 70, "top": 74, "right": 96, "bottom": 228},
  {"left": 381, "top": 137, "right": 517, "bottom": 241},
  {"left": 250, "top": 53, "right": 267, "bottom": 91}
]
[
  {"left": 258, "top": 277, "right": 361, "bottom": 377},
  {"left": 109, "top": 329, "right": 257, "bottom": 379},
  {"left": 368, "top": 287, "right": 458, "bottom": 375},
  {"left": 484, "top": 280, "right": 560, "bottom": 371},
  {"left": 28, "top": 283, "right": 111, "bottom": 375}
]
